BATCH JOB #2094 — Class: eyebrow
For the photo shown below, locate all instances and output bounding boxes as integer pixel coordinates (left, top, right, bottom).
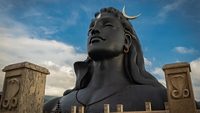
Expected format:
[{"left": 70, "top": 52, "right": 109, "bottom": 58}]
[{"left": 98, "top": 17, "right": 116, "bottom": 23}]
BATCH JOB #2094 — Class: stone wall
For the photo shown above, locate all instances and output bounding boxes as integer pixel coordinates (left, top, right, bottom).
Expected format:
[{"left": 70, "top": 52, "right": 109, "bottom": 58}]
[{"left": 0, "top": 62, "right": 49, "bottom": 113}]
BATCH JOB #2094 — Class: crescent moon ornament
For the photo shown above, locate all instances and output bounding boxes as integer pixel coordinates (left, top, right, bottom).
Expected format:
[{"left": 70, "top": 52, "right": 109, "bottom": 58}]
[{"left": 122, "top": 6, "right": 141, "bottom": 20}]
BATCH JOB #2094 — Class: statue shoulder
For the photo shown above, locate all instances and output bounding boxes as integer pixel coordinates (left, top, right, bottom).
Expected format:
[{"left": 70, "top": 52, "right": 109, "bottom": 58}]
[
  {"left": 128, "top": 84, "right": 166, "bottom": 92},
  {"left": 124, "top": 85, "right": 167, "bottom": 109},
  {"left": 124, "top": 85, "right": 167, "bottom": 101}
]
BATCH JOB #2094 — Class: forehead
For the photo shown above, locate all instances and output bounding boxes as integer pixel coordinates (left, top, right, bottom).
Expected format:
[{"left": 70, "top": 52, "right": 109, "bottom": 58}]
[{"left": 90, "top": 13, "right": 122, "bottom": 26}]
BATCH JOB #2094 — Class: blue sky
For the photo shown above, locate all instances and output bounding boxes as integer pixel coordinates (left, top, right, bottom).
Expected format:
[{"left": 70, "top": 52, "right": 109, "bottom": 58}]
[
  {"left": 2, "top": 0, "right": 200, "bottom": 65},
  {"left": 0, "top": 0, "right": 200, "bottom": 99}
]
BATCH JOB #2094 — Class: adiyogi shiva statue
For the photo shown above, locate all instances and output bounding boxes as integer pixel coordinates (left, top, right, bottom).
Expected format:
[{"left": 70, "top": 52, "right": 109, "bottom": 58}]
[{"left": 43, "top": 7, "right": 168, "bottom": 113}]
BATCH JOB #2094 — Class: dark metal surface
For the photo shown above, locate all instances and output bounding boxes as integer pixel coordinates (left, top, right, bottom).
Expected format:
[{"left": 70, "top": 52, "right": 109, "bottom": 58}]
[{"left": 43, "top": 7, "right": 167, "bottom": 113}]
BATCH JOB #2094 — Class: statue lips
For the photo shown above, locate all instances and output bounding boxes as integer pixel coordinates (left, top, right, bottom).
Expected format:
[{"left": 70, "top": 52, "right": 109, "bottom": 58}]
[{"left": 89, "top": 36, "right": 106, "bottom": 44}]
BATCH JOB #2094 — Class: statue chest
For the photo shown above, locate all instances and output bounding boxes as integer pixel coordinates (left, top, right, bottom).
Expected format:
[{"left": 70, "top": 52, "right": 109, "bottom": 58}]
[{"left": 60, "top": 85, "right": 167, "bottom": 113}]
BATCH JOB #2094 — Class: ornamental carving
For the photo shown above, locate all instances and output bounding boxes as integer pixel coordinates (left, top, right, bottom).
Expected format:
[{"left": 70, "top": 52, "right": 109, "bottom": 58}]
[
  {"left": 2, "top": 78, "right": 20, "bottom": 110},
  {"left": 170, "top": 73, "right": 190, "bottom": 99}
]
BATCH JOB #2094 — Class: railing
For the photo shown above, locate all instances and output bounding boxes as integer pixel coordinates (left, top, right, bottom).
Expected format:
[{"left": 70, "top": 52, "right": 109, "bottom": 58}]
[{"left": 70, "top": 103, "right": 200, "bottom": 113}]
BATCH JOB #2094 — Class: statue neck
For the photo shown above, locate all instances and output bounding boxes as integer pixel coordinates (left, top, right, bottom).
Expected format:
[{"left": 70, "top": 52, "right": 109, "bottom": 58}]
[{"left": 87, "top": 54, "right": 131, "bottom": 89}]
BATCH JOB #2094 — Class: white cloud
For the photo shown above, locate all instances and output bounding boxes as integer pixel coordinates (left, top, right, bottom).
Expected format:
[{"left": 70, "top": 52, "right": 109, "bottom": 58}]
[
  {"left": 39, "top": 26, "right": 58, "bottom": 35},
  {"left": 144, "top": 57, "right": 152, "bottom": 67},
  {"left": 173, "top": 46, "right": 197, "bottom": 54},
  {"left": 152, "top": 67, "right": 164, "bottom": 77},
  {"left": 151, "top": 67, "right": 166, "bottom": 87},
  {"left": 190, "top": 58, "right": 200, "bottom": 101},
  {"left": 80, "top": 5, "right": 93, "bottom": 17},
  {"left": 143, "top": 57, "right": 166, "bottom": 86},
  {"left": 0, "top": 15, "right": 31, "bottom": 38},
  {"left": 157, "top": 0, "right": 186, "bottom": 23},
  {"left": 65, "top": 11, "right": 79, "bottom": 26},
  {"left": 0, "top": 36, "right": 87, "bottom": 96},
  {"left": 191, "top": 58, "right": 200, "bottom": 81},
  {"left": 21, "top": 8, "right": 43, "bottom": 18}
]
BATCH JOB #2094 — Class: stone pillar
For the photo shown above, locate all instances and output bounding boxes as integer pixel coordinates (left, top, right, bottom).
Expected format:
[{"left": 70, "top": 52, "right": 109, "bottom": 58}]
[
  {"left": 163, "top": 62, "right": 196, "bottom": 113},
  {"left": 0, "top": 62, "right": 49, "bottom": 113}
]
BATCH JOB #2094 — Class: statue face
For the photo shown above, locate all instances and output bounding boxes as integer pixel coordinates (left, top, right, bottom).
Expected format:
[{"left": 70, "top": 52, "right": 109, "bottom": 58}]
[{"left": 87, "top": 13, "right": 125, "bottom": 60}]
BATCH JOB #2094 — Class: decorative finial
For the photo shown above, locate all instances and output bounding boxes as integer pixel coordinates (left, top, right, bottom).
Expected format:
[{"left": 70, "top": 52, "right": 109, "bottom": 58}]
[{"left": 122, "top": 0, "right": 141, "bottom": 20}]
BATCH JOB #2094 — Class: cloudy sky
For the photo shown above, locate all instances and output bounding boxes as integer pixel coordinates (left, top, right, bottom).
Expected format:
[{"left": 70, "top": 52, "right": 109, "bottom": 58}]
[{"left": 0, "top": 0, "right": 200, "bottom": 100}]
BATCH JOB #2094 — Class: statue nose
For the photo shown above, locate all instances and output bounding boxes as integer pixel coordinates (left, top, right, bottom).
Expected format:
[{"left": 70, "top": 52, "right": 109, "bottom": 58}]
[{"left": 91, "top": 28, "right": 100, "bottom": 35}]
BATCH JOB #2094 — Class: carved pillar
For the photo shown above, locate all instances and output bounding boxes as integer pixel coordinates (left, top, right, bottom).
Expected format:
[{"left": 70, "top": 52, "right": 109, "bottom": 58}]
[
  {"left": 163, "top": 62, "right": 196, "bottom": 113},
  {"left": 0, "top": 62, "right": 49, "bottom": 113}
]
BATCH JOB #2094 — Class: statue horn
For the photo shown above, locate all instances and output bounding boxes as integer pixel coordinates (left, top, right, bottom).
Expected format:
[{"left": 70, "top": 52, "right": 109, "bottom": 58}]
[{"left": 122, "top": 6, "right": 141, "bottom": 20}]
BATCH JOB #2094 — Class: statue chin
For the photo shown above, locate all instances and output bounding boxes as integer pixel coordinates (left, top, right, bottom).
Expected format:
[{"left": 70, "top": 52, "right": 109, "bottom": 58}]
[{"left": 88, "top": 49, "right": 122, "bottom": 61}]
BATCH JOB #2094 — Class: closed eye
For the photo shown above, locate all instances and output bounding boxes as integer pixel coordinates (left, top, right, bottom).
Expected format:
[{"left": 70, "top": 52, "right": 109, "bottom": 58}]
[{"left": 104, "top": 23, "right": 113, "bottom": 27}]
